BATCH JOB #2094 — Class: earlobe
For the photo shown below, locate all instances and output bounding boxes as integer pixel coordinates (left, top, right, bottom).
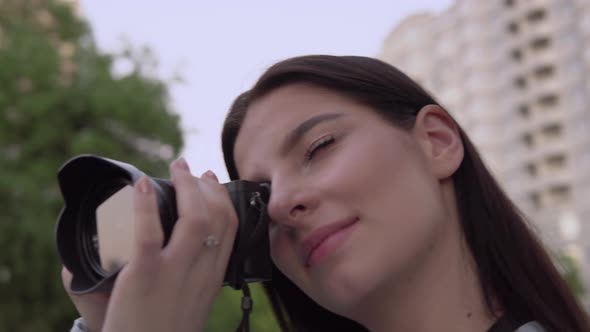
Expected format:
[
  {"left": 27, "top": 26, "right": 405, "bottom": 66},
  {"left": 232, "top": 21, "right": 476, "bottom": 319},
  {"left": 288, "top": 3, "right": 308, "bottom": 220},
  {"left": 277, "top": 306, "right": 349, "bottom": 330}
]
[{"left": 414, "top": 105, "right": 464, "bottom": 179}]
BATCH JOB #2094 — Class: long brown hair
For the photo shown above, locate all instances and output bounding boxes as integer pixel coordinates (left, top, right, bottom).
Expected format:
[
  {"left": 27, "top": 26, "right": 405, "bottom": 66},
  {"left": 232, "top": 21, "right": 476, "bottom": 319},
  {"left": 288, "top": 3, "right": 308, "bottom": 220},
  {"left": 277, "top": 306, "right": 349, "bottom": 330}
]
[{"left": 222, "top": 55, "right": 589, "bottom": 332}]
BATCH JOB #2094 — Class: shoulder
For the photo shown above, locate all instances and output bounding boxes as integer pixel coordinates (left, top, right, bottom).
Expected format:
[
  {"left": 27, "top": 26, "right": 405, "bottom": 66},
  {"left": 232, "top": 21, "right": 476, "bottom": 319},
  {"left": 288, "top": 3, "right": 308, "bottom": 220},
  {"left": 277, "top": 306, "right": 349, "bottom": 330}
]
[{"left": 515, "top": 321, "right": 547, "bottom": 332}]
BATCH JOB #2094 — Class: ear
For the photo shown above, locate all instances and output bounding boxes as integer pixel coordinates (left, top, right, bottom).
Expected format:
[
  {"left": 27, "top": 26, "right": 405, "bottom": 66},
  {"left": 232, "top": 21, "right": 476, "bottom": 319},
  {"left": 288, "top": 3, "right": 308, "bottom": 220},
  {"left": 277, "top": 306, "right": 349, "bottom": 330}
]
[{"left": 413, "top": 104, "right": 464, "bottom": 179}]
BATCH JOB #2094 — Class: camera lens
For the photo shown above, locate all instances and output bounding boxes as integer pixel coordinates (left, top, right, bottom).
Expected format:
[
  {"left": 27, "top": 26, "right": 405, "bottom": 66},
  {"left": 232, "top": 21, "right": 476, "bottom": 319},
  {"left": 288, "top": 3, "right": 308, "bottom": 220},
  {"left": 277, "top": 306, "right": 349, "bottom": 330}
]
[
  {"left": 76, "top": 180, "right": 135, "bottom": 281},
  {"left": 93, "top": 184, "right": 135, "bottom": 274}
]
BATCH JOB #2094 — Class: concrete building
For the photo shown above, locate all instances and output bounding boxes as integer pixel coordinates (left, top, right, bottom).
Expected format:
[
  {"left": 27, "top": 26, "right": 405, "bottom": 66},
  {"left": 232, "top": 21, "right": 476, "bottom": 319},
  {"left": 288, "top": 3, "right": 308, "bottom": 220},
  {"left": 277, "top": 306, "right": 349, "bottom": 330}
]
[{"left": 379, "top": 0, "right": 590, "bottom": 300}]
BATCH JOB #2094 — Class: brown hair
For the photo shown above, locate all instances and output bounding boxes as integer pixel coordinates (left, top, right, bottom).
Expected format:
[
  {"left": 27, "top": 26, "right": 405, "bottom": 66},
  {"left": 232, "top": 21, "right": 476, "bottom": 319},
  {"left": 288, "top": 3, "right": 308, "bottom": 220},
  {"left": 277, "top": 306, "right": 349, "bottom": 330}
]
[{"left": 222, "top": 55, "right": 589, "bottom": 332}]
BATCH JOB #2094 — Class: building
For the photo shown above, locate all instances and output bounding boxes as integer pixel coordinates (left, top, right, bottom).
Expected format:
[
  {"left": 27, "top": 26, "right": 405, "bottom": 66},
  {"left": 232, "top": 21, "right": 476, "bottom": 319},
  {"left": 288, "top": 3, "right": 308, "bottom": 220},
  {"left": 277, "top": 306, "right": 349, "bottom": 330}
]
[{"left": 379, "top": 0, "right": 590, "bottom": 301}]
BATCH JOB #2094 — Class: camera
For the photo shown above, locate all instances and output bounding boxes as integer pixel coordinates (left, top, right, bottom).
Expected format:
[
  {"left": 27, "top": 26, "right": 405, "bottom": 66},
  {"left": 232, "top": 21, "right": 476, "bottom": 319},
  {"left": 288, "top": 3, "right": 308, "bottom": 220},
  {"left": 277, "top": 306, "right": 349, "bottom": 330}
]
[{"left": 55, "top": 154, "right": 272, "bottom": 294}]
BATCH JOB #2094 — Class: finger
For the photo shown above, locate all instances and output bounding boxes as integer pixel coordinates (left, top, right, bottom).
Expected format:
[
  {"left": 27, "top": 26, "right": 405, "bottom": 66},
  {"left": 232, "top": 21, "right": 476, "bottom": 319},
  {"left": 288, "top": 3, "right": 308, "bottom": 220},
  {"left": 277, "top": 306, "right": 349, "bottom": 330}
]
[
  {"left": 185, "top": 214, "right": 237, "bottom": 287},
  {"left": 183, "top": 171, "right": 238, "bottom": 288},
  {"left": 61, "top": 266, "right": 109, "bottom": 332},
  {"left": 164, "top": 160, "right": 215, "bottom": 263},
  {"left": 132, "top": 176, "right": 164, "bottom": 260},
  {"left": 61, "top": 266, "right": 73, "bottom": 292},
  {"left": 198, "top": 170, "right": 239, "bottom": 268},
  {"left": 169, "top": 158, "right": 206, "bottom": 222},
  {"left": 202, "top": 170, "right": 219, "bottom": 183},
  {"left": 173, "top": 169, "right": 237, "bottom": 249},
  {"left": 62, "top": 266, "right": 109, "bottom": 300},
  {"left": 165, "top": 169, "right": 238, "bottom": 267}
]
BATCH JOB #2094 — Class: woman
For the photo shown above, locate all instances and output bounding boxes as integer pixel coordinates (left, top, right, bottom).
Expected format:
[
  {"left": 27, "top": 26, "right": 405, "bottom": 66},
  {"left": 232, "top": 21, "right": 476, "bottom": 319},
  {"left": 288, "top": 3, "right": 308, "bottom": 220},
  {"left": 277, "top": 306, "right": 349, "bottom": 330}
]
[{"left": 65, "top": 55, "right": 589, "bottom": 331}]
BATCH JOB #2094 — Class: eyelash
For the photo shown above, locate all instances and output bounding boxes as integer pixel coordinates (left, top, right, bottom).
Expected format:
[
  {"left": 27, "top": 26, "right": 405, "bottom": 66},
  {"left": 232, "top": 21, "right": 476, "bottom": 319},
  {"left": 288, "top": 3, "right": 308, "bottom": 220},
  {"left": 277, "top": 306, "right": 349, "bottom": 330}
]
[{"left": 304, "top": 135, "right": 335, "bottom": 161}]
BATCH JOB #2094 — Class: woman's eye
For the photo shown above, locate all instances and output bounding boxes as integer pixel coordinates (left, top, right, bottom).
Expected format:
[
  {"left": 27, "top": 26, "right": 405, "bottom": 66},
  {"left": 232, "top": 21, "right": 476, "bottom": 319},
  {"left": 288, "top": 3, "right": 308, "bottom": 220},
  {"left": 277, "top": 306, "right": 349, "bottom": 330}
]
[{"left": 304, "top": 135, "right": 335, "bottom": 161}]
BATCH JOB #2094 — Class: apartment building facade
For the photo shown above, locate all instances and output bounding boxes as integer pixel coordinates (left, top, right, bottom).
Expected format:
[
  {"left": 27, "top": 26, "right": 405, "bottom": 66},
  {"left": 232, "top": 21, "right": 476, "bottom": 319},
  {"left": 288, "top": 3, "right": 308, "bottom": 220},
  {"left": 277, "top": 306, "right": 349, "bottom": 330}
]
[{"left": 379, "top": 0, "right": 590, "bottom": 300}]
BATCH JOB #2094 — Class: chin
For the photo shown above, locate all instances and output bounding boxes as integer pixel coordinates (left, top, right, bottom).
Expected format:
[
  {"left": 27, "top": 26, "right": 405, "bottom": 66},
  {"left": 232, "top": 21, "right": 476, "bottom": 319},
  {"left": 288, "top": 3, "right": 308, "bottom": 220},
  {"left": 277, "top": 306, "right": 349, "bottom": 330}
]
[{"left": 306, "top": 257, "right": 383, "bottom": 317}]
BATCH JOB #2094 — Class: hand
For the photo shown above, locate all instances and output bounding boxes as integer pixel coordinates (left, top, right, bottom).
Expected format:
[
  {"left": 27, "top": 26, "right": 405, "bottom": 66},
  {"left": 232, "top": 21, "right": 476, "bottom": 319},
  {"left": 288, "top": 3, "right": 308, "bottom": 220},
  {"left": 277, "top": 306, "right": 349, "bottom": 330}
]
[
  {"left": 61, "top": 267, "right": 110, "bottom": 332},
  {"left": 100, "top": 159, "right": 239, "bottom": 332}
]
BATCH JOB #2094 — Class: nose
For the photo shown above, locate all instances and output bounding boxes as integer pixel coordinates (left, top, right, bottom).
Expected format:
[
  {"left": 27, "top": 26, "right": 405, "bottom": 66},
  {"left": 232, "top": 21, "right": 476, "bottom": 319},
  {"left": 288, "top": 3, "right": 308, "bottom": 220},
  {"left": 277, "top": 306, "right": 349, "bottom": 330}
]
[{"left": 267, "top": 180, "right": 319, "bottom": 228}]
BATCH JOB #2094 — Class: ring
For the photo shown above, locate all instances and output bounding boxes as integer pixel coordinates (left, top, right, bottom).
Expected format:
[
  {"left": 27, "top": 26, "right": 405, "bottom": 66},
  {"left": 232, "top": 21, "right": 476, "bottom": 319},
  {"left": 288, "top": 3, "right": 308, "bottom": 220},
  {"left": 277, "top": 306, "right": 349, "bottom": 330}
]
[{"left": 204, "top": 235, "right": 220, "bottom": 248}]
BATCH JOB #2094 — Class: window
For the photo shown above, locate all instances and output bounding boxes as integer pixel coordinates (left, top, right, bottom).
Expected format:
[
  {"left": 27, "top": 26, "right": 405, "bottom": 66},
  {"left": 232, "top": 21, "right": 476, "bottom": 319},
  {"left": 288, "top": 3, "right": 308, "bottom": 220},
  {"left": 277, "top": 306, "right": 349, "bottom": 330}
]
[
  {"left": 515, "top": 76, "right": 527, "bottom": 89},
  {"left": 526, "top": 162, "right": 538, "bottom": 176},
  {"left": 546, "top": 154, "right": 567, "bottom": 170},
  {"left": 548, "top": 184, "right": 571, "bottom": 204},
  {"left": 541, "top": 123, "right": 563, "bottom": 138},
  {"left": 527, "top": 9, "right": 547, "bottom": 24},
  {"left": 511, "top": 49, "right": 523, "bottom": 62},
  {"left": 522, "top": 133, "right": 534, "bottom": 148},
  {"left": 530, "top": 37, "right": 551, "bottom": 51},
  {"left": 530, "top": 192, "right": 541, "bottom": 208},
  {"left": 538, "top": 94, "right": 559, "bottom": 108},
  {"left": 518, "top": 104, "right": 530, "bottom": 118},
  {"left": 534, "top": 65, "right": 555, "bottom": 80},
  {"left": 508, "top": 21, "right": 519, "bottom": 34}
]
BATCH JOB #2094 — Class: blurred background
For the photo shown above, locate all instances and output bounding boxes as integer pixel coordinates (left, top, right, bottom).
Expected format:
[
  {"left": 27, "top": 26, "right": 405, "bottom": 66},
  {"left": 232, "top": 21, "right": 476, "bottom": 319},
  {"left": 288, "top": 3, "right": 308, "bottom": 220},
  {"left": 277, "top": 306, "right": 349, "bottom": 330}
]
[{"left": 1, "top": 0, "right": 589, "bottom": 330}]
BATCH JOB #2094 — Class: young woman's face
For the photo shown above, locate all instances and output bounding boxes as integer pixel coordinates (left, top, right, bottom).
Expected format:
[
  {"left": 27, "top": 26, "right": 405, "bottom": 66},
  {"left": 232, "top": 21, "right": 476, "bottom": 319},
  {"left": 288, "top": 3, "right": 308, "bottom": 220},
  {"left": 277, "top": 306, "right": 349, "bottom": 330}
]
[{"left": 233, "top": 84, "right": 451, "bottom": 315}]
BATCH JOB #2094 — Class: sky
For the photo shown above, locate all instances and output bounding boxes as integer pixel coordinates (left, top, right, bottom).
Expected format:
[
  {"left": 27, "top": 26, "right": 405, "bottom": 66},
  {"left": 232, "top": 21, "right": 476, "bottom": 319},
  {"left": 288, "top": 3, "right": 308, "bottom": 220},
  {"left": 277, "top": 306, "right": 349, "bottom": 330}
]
[{"left": 79, "top": 0, "right": 453, "bottom": 181}]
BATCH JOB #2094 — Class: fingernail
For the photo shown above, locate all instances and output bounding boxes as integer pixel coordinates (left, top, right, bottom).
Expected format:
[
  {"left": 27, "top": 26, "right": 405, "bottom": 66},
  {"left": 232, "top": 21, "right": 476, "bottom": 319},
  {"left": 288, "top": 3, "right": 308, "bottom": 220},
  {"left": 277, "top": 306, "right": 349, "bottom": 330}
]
[
  {"left": 136, "top": 176, "right": 152, "bottom": 194},
  {"left": 203, "top": 170, "right": 218, "bottom": 182},
  {"left": 172, "top": 157, "right": 190, "bottom": 171}
]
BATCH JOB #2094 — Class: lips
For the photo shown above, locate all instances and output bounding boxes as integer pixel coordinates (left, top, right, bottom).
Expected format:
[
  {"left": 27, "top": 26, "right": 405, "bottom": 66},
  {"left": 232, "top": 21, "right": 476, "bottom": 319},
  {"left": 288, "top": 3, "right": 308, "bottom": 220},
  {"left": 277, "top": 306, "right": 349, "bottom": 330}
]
[{"left": 302, "top": 217, "right": 358, "bottom": 267}]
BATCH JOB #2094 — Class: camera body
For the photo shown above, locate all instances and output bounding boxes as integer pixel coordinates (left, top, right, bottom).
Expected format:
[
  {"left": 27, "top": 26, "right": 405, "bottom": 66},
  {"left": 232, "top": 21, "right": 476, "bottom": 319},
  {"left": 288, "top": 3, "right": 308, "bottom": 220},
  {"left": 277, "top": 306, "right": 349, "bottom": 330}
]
[{"left": 56, "top": 154, "right": 272, "bottom": 294}]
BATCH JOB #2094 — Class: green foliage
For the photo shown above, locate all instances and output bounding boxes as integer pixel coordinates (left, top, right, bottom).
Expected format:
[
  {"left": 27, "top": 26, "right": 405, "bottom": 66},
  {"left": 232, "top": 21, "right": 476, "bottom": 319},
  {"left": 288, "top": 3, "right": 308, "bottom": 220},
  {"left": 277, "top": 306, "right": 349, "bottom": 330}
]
[
  {"left": 205, "top": 284, "right": 280, "bottom": 332},
  {"left": 556, "top": 252, "right": 586, "bottom": 299},
  {"left": 0, "top": 0, "right": 183, "bottom": 330},
  {"left": 0, "top": 1, "right": 281, "bottom": 331}
]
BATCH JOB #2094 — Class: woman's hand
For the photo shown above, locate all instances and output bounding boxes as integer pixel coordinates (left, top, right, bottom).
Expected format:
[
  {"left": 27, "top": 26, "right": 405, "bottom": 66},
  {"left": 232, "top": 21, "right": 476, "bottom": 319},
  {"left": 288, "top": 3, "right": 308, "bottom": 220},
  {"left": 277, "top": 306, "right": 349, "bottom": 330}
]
[
  {"left": 61, "top": 267, "right": 110, "bottom": 332},
  {"left": 99, "top": 158, "right": 239, "bottom": 332}
]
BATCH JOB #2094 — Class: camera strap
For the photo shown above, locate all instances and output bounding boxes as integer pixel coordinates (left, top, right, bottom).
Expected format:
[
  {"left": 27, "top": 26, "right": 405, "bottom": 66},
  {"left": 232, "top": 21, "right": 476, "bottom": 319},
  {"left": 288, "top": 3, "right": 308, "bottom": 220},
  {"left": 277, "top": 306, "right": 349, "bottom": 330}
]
[
  {"left": 235, "top": 283, "right": 252, "bottom": 332},
  {"left": 234, "top": 192, "right": 269, "bottom": 332}
]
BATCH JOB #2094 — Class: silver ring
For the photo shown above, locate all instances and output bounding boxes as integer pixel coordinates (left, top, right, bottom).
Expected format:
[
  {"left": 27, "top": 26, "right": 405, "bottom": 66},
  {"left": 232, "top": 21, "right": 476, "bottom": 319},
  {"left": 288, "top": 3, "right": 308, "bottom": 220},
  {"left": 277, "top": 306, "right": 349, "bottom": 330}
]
[{"left": 204, "top": 235, "right": 220, "bottom": 248}]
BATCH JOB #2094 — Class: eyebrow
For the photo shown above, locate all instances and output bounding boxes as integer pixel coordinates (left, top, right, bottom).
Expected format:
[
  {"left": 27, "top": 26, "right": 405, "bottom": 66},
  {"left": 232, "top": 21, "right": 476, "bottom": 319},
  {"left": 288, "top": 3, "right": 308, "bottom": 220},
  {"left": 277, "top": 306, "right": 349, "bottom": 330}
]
[{"left": 279, "top": 113, "right": 344, "bottom": 156}]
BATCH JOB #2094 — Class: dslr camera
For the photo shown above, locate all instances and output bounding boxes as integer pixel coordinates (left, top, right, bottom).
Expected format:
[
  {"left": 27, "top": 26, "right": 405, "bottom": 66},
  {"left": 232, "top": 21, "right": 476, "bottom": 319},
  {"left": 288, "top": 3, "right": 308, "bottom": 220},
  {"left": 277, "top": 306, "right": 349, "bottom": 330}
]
[{"left": 55, "top": 154, "right": 272, "bottom": 294}]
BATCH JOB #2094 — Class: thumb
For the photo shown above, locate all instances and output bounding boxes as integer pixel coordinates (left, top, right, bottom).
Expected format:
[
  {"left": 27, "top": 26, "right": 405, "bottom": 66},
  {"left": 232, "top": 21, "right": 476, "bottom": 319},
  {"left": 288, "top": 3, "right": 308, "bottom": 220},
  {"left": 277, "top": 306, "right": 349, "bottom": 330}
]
[{"left": 62, "top": 266, "right": 110, "bottom": 332}]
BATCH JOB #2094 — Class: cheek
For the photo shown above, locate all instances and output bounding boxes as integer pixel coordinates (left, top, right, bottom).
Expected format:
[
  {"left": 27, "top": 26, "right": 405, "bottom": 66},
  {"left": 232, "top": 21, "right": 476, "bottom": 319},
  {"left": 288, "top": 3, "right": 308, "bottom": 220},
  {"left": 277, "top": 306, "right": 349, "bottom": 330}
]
[
  {"left": 368, "top": 154, "right": 442, "bottom": 236},
  {"left": 349, "top": 140, "right": 444, "bottom": 254},
  {"left": 363, "top": 158, "right": 446, "bottom": 273}
]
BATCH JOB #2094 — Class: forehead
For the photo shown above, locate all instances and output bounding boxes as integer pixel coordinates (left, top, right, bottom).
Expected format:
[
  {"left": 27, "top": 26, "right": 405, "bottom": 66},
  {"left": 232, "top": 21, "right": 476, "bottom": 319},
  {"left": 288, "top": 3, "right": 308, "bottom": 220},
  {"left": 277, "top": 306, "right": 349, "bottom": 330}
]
[{"left": 233, "top": 84, "right": 361, "bottom": 177}]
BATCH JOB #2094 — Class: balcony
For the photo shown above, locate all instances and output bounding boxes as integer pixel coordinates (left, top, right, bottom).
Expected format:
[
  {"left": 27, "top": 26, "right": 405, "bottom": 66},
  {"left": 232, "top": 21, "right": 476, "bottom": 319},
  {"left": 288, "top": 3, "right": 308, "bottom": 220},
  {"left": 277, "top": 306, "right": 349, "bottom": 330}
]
[
  {"left": 527, "top": 0, "right": 555, "bottom": 8},
  {"left": 529, "top": 77, "right": 562, "bottom": 97},
  {"left": 522, "top": 48, "right": 557, "bottom": 69},
  {"left": 519, "top": 17, "right": 554, "bottom": 40}
]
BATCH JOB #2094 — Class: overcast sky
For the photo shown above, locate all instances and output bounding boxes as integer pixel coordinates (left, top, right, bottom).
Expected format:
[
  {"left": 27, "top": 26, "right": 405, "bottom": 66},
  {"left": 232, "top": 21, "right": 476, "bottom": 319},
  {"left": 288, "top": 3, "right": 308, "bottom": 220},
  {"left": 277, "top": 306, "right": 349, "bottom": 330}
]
[{"left": 80, "top": 0, "right": 453, "bottom": 181}]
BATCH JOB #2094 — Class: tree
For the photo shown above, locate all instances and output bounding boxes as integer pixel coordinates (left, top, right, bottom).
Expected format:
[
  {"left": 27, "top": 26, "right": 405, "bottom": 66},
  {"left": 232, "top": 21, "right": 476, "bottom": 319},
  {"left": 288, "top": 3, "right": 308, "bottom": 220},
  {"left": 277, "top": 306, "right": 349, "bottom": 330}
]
[
  {"left": 0, "top": 1, "right": 281, "bottom": 330},
  {"left": 0, "top": 0, "right": 183, "bottom": 330},
  {"left": 556, "top": 252, "right": 586, "bottom": 300}
]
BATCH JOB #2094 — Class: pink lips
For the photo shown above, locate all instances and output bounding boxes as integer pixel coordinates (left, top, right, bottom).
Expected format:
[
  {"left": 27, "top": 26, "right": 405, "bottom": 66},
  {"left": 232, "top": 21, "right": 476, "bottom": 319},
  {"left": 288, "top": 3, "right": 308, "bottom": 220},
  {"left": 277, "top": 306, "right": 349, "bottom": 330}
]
[{"left": 302, "top": 218, "right": 358, "bottom": 267}]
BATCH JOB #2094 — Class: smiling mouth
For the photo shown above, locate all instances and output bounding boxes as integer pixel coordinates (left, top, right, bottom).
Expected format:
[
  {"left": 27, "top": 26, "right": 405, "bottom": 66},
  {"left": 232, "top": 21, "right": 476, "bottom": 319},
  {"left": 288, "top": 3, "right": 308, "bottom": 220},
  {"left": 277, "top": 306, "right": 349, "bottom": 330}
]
[{"left": 303, "top": 218, "right": 359, "bottom": 267}]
